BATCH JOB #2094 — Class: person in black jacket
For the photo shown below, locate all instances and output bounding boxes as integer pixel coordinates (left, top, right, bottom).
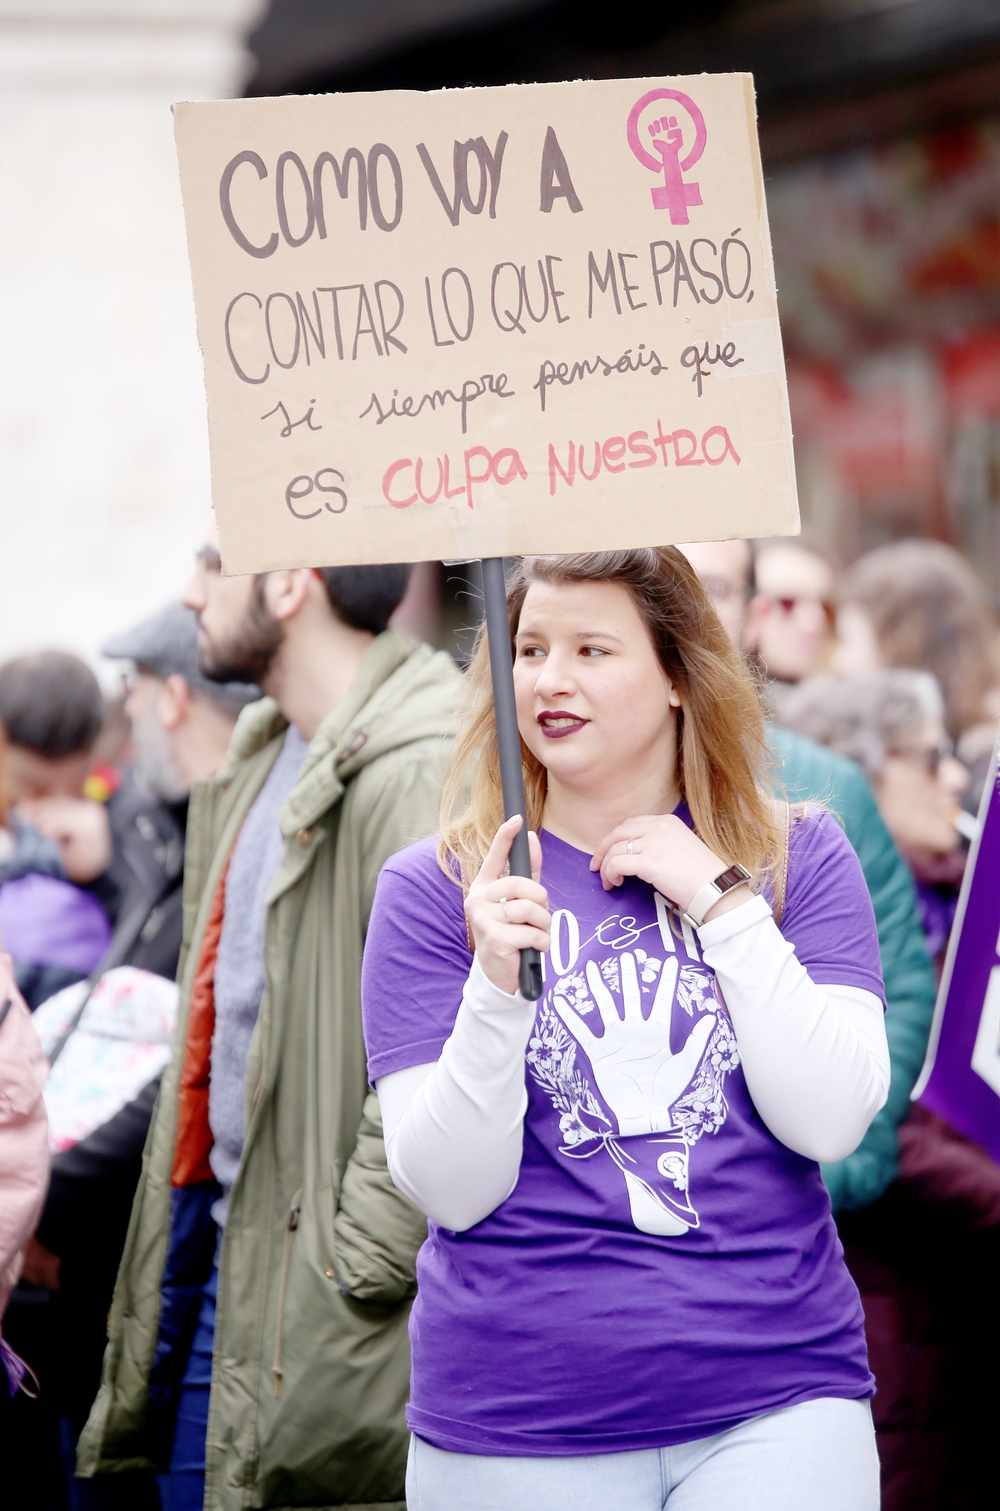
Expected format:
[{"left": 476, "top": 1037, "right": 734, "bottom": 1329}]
[
  {"left": 1, "top": 605, "right": 257, "bottom": 1511},
  {"left": 97, "top": 602, "right": 261, "bottom": 982}
]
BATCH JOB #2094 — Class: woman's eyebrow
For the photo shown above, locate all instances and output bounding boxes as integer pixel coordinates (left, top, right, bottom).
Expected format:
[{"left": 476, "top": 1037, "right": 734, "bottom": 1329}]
[{"left": 515, "top": 627, "right": 624, "bottom": 643}]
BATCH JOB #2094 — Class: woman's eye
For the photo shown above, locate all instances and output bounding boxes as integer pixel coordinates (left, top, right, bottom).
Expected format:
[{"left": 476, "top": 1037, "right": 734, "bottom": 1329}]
[
  {"left": 519, "top": 645, "right": 545, "bottom": 658},
  {"left": 580, "top": 646, "right": 608, "bottom": 658}
]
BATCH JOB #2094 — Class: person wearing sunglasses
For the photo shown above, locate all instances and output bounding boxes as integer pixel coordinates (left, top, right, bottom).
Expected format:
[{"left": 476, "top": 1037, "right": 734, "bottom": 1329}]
[{"left": 742, "top": 540, "right": 837, "bottom": 713}]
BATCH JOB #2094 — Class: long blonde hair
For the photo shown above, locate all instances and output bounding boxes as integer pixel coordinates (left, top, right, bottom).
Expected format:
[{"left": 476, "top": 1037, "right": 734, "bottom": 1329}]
[{"left": 438, "top": 548, "right": 779, "bottom": 881}]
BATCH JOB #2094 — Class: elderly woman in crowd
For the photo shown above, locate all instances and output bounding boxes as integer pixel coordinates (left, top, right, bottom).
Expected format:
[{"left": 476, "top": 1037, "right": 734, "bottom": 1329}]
[
  {"left": 778, "top": 669, "right": 969, "bottom": 964},
  {"left": 777, "top": 666, "right": 999, "bottom": 1511},
  {"left": 833, "top": 539, "right": 1000, "bottom": 805}
]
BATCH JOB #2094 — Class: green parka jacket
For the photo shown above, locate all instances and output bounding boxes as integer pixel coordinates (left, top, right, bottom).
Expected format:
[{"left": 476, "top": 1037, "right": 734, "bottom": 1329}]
[{"left": 78, "top": 631, "right": 461, "bottom": 1510}]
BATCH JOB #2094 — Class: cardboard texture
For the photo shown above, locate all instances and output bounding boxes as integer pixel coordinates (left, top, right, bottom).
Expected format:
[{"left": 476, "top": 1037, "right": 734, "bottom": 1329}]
[{"left": 173, "top": 75, "right": 799, "bottom": 573}]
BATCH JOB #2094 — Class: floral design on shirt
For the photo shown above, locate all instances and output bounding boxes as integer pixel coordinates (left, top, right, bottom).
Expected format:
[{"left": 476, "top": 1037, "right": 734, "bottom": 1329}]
[
  {"left": 669, "top": 1012, "right": 740, "bottom": 1141},
  {"left": 552, "top": 971, "right": 594, "bottom": 1018},
  {"left": 677, "top": 965, "right": 716, "bottom": 1017},
  {"left": 635, "top": 949, "right": 663, "bottom": 983},
  {"left": 527, "top": 1002, "right": 609, "bottom": 1150}
]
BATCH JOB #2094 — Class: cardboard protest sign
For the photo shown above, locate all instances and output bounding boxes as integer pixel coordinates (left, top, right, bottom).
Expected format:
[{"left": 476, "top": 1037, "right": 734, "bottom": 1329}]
[
  {"left": 913, "top": 735, "right": 1000, "bottom": 1163},
  {"left": 174, "top": 75, "right": 798, "bottom": 573}
]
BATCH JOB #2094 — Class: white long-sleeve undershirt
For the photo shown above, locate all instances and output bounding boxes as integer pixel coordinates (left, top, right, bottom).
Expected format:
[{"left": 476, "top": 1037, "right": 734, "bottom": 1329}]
[{"left": 376, "top": 894, "right": 889, "bottom": 1232}]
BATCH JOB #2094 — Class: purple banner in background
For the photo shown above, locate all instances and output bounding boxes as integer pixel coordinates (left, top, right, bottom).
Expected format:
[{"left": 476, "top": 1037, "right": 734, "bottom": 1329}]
[{"left": 914, "top": 735, "right": 1000, "bottom": 1163}]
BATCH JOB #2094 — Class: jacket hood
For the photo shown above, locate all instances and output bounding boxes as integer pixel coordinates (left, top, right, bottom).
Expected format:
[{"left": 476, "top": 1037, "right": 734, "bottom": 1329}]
[{"left": 222, "top": 630, "right": 461, "bottom": 836}]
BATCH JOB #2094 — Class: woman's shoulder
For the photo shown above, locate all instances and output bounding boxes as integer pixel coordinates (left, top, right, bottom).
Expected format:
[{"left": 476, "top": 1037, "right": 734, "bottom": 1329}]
[
  {"left": 382, "top": 833, "right": 446, "bottom": 875},
  {"left": 780, "top": 801, "right": 883, "bottom": 992},
  {"left": 378, "top": 835, "right": 466, "bottom": 911},
  {"left": 787, "top": 802, "right": 854, "bottom": 864},
  {"left": 782, "top": 801, "right": 869, "bottom": 912}
]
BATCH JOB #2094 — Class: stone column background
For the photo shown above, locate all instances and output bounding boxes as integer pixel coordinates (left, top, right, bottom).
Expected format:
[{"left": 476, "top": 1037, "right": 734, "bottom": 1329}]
[{"left": 0, "top": 1, "right": 264, "bottom": 676}]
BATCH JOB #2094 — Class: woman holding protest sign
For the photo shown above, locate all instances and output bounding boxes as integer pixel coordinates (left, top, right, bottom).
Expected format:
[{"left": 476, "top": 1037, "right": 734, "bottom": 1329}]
[{"left": 362, "top": 547, "right": 888, "bottom": 1511}]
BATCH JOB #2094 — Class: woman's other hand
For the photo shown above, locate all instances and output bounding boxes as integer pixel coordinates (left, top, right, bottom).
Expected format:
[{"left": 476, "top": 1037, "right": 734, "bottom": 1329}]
[
  {"left": 465, "top": 816, "right": 550, "bottom": 995},
  {"left": 591, "top": 814, "right": 751, "bottom": 923}
]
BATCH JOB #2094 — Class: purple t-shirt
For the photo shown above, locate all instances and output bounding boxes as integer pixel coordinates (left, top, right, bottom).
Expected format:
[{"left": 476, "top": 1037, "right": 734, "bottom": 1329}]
[{"left": 362, "top": 807, "right": 883, "bottom": 1456}]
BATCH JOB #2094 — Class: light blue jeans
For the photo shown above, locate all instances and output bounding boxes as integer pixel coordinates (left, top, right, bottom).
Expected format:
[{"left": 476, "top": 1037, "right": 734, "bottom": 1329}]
[{"left": 406, "top": 1397, "right": 879, "bottom": 1511}]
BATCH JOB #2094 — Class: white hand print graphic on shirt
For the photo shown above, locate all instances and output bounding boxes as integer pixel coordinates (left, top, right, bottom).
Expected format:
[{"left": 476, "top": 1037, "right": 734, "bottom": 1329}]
[
  {"left": 553, "top": 954, "right": 714, "bottom": 1138},
  {"left": 528, "top": 918, "right": 742, "bottom": 1238},
  {"left": 548, "top": 951, "right": 713, "bottom": 1236}
]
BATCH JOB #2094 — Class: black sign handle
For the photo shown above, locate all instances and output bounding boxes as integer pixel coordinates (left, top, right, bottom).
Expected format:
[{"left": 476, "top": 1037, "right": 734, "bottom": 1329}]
[{"left": 479, "top": 557, "right": 544, "bottom": 1000}]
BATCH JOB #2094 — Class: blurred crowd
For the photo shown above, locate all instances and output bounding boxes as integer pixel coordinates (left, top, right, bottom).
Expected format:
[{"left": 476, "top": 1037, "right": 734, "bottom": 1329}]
[
  {"left": 0, "top": 529, "right": 998, "bottom": 1510},
  {"left": 0, "top": 598, "right": 259, "bottom": 1509},
  {"left": 684, "top": 533, "right": 1000, "bottom": 1511}
]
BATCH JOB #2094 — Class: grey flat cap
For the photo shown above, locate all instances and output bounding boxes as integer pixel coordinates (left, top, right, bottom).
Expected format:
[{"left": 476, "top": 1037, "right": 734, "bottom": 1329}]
[{"left": 102, "top": 603, "right": 261, "bottom": 708}]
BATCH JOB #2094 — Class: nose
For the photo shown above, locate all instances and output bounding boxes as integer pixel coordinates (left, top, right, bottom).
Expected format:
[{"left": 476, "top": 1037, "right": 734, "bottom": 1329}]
[
  {"left": 531, "top": 648, "right": 576, "bottom": 699},
  {"left": 795, "top": 600, "right": 829, "bottom": 636},
  {"left": 939, "top": 755, "right": 970, "bottom": 802},
  {"left": 182, "top": 570, "right": 206, "bottom": 613}
]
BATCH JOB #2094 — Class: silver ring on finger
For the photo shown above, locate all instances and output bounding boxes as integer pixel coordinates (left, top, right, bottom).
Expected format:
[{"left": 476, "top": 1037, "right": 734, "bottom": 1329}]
[
  {"left": 625, "top": 839, "right": 634, "bottom": 855},
  {"left": 500, "top": 896, "right": 510, "bottom": 923}
]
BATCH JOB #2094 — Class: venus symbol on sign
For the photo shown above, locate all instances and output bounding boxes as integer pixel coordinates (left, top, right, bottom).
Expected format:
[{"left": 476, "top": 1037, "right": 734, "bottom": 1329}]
[{"left": 627, "top": 89, "right": 707, "bottom": 226}]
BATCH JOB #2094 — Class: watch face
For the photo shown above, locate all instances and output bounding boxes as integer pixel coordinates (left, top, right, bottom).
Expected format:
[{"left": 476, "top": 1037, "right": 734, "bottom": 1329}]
[{"left": 686, "top": 863, "right": 749, "bottom": 929}]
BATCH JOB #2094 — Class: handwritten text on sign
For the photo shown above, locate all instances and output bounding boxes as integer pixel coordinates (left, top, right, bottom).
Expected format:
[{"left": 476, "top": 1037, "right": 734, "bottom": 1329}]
[{"left": 174, "top": 75, "right": 798, "bottom": 572}]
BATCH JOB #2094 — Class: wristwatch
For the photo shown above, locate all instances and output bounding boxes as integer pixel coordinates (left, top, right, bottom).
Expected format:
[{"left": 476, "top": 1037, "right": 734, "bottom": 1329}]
[{"left": 681, "top": 862, "right": 752, "bottom": 930}]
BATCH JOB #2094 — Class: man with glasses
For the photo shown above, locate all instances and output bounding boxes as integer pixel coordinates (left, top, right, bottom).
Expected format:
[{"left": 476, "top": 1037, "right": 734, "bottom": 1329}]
[{"left": 79, "top": 522, "right": 460, "bottom": 1511}]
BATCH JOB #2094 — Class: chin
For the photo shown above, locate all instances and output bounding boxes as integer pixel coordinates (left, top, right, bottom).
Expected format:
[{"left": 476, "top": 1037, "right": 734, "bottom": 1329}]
[{"left": 536, "top": 748, "right": 601, "bottom": 785}]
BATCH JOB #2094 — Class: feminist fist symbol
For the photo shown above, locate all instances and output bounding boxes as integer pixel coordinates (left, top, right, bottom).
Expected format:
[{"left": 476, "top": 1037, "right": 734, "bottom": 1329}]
[
  {"left": 553, "top": 952, "right": 715, "bottom": 1138},
  {"left": 627, "top": 88, "right": 707, "bottom": 225}
]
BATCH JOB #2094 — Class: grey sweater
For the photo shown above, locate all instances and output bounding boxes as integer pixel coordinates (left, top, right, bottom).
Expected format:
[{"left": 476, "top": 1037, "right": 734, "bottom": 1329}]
[{"left": 209, "top": 726, "right": 309, "bottom": 1227}]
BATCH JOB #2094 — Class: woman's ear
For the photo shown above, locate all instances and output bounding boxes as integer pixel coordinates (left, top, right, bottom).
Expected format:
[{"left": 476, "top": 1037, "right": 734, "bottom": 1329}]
[{"left": 667, "top": 682, "right": 682, "bottom": 710}]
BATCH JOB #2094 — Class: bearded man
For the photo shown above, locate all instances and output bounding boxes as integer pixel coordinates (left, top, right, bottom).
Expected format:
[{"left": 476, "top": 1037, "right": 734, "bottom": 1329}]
[{"left": 79, "top": 524, "right": 460, "bottom": 1511}]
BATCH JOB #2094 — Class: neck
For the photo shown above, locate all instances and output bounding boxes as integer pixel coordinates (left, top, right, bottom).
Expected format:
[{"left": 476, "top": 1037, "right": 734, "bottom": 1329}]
[
  {"left": 174, "top": 706, "right": 240, "bottom": 788},
  {"left": 262, "top": 618, "right": 376, "bottom": 741},
  {"left": 542, "top": 766, "right": 680, "bottom": 853}
]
